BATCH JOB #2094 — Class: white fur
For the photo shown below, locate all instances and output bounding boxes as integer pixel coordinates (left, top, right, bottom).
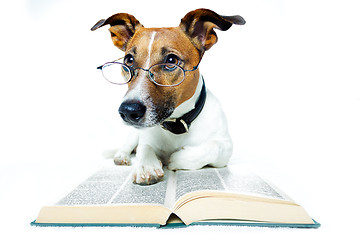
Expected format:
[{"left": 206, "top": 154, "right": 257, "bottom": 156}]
[
  {"left": 112, "top": 74, "right": 233, "bottom": 185},
  {"left": 145, "top": 32, "right": 157, "bottom": 68}
]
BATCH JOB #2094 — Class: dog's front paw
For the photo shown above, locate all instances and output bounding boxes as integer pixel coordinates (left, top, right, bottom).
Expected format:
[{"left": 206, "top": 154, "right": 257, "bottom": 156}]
[
  {"left": 132, "top": 160, "right": 164, "bottom": 185},
  {"left": 113, "top": 151, "right": 131, "bottom": 166},
  {"left": 169, "top": 143, "right": 222, "bottom": 170},
  {"left": 168, "top": 146, "right": 203, "bottom": 170}
]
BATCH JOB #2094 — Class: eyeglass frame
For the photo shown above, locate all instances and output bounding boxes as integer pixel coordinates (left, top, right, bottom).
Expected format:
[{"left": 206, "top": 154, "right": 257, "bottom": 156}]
[{"left": 97, "top": 57, "right": 201, "bottom": 87}]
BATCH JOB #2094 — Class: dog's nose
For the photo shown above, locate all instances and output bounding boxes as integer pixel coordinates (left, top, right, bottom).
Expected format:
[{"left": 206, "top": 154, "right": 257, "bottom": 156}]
[{"left": 118, "top": 101, "right": 146, "bottom": 124}]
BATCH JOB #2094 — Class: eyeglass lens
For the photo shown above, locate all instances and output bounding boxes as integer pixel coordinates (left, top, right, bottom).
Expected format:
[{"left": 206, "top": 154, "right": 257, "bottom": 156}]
[
  {"left": 148, "top": 64, "right": 185, "bottom": 86},
  {"left": 101, "top": 62, "right": 131, "bottom": 84}
]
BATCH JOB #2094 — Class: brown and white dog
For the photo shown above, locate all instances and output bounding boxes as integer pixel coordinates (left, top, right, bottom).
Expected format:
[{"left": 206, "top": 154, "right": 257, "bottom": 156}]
[{"left": 91, "top": 9, "right": 245, "bottom": 185}]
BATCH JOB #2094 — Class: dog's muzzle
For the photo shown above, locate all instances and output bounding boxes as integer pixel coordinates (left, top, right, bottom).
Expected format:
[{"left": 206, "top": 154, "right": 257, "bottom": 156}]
[{"left": 118, "top": 100, "right": 146, "bottom": 124}]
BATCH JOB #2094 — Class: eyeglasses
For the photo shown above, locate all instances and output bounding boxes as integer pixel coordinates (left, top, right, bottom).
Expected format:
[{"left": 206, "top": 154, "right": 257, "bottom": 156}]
[{"left": 97, "top": 58, "right": 199, "bottom": 87}]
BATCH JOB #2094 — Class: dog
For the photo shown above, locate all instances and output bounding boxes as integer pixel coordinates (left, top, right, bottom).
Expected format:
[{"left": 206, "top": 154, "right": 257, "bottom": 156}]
[{"left": 91, "top": 8, "right": 245, "bottom": 185}]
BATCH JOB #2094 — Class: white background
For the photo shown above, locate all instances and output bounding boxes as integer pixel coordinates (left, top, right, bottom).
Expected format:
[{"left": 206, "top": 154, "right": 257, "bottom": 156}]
[{"left": 1, "top": 0, "right": 359, "bottom": 239}]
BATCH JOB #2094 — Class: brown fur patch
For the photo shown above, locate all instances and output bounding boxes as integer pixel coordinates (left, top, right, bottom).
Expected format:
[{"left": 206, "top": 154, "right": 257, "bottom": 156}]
[
  {"left": 125, "top": 27, "right": 201, "bottom": 109},
  {"left": 180, "top": 8, "right": 245, "bottom": 51}
]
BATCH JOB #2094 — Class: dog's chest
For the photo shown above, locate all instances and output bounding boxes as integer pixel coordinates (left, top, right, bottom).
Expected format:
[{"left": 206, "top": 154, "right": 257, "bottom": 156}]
[{"left": 140, "top": 126, "right": 189, "bottom": 155}]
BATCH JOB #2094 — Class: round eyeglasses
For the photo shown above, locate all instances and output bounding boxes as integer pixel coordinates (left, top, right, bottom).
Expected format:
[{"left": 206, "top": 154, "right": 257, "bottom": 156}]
[{"left": 97, "top": 61, "right": 199, "bottom": 87}]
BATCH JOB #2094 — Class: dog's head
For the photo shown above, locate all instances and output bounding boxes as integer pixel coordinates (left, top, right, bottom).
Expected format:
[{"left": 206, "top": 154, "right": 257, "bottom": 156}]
[{"left": 92, "top": 9, "right": 245, "bottom": 128}]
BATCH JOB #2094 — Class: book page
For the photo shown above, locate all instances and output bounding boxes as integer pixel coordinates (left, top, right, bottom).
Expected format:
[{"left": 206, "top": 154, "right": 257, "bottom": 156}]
[
  {"left": 216, "top": 167, "right": 286, "bottom": 200},
  {"left": 56, "top": 166, "right": 170, "bottom": 206},
  {"left": 55, "top": 165, "right": 286, "bottom": 207},
  {"left": 175, "top": 168, "right": 225, "bottom": 201},
  {"left": 175, "top": 166, "right": 286, "bottom": 201}
]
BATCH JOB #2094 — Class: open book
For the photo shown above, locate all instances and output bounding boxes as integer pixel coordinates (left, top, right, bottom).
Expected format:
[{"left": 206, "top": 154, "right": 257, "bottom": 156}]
[{"left": 32, "top": 164, "right": 319, "bottom": 228}]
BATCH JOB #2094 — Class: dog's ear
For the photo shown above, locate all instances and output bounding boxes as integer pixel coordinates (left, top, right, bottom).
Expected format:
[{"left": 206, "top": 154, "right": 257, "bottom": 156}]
[
  {"left": 180, "top": 8, "right": 245, "bottom": 52},
  {"left": 91, "top": 13, "right": 143, "bottom": 51}
]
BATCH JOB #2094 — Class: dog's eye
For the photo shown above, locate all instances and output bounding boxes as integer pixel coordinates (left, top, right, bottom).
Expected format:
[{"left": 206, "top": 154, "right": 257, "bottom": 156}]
[
  {"left": 124, "top": 54, "right": 134, "bottom": 67},
  {"left": 165, "top": 54, "right": 180, "bottom": 65}
]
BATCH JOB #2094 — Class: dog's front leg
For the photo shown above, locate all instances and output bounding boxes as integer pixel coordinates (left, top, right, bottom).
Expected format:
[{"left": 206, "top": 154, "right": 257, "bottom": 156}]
[
  {"left": 113, "top": 130, "right": 139, "bottom": 166},
  {"left": 168, "top": 139, "right": 233, "bottom": 170},
  {"left": 132, "top": 144, "right": 164, "bottom": 185}
]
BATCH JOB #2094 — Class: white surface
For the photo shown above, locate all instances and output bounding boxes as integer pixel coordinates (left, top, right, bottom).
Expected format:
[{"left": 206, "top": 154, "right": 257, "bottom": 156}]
[{"left": 1, "top": 0, "right": 359, "bottom": 239}]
